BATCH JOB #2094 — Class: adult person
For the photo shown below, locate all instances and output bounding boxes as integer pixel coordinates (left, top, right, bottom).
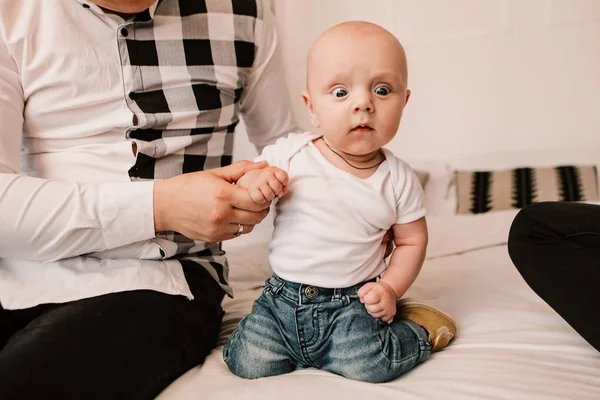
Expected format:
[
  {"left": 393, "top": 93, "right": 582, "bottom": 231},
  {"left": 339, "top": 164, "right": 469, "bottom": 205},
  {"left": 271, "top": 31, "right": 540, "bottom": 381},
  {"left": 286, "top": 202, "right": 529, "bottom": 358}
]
[
  {"left": 508, "top": 202, "right": 600, "bottom": 352},
  {"left": 0, "top": 0, "right": 296, "bottom": 398}
]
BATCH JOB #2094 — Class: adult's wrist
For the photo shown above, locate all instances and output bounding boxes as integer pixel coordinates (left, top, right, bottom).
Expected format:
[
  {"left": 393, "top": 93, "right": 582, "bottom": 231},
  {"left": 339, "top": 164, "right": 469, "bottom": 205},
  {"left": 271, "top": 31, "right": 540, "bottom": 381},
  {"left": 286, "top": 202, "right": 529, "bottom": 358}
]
[{"left": 153, "top": 179, "right": 170, "bottom": 232}]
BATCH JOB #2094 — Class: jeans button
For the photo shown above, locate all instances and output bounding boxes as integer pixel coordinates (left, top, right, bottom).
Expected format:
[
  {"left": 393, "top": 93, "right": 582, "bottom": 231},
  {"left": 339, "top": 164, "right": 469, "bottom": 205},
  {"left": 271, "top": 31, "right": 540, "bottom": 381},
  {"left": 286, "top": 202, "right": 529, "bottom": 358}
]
[{"left": 305, "top": 286, "right": 319, "bottom": 299}]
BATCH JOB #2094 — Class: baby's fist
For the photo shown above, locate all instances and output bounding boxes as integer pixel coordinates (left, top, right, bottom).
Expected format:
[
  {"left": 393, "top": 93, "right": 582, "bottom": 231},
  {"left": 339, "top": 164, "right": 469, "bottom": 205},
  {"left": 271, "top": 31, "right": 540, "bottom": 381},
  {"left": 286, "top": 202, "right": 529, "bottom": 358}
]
[
  {"left": 247, "top": 166, "right": 288, "bottom": 204},
  {"left": 358, "top": 281, "right": 398, "bottom": 323}
]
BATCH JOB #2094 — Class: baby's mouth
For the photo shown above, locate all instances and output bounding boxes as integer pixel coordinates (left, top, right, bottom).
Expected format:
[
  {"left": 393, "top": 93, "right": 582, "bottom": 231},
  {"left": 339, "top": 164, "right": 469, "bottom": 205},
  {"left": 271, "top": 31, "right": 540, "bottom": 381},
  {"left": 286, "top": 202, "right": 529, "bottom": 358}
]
[{"left": 351, "top": 124, "right": 373, "bottom": 133}]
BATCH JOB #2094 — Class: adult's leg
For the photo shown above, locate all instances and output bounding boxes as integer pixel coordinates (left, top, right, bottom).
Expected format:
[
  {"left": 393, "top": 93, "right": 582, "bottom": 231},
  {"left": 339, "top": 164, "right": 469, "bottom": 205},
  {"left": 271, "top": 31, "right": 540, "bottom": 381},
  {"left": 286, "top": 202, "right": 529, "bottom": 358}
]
[
  {"left": 508, "top": 202, "right": 600, "bottom": 351},
  {"left": 0, "top": 303, "right": 50, "bottom": 350},
  {"left": 0, "top": 262, "right": 224, "bottom": 400}
]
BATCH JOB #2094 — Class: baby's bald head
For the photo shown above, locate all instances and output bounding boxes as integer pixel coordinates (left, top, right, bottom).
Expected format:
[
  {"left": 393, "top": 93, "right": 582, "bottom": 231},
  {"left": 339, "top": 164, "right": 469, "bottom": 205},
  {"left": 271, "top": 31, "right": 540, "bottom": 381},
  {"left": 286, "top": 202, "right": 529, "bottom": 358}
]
[
  {"left": 306, "top": 21, "right": 408, "bottom": 92},
  {"left": 301, "top": 22, "right": 412, "bottom": 159}
]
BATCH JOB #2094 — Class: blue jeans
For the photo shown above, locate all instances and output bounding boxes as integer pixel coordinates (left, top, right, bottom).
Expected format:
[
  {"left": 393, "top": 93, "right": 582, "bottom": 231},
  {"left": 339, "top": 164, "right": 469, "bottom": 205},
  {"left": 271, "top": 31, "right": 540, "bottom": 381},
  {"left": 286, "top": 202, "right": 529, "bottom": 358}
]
[{"left": 223, "top": 274, "right": 431, "bottom": 382}]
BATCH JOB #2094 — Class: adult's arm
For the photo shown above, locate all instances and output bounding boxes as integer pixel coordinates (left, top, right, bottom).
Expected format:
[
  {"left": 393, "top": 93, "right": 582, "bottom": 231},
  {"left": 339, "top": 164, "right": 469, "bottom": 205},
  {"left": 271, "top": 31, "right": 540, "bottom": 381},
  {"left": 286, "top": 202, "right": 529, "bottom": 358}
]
[
  {"left": 239, "top": 2, "right": 301, "bottom": 151},
  {"left": 0, "top": 38, "right": 268, "bottom": 261},
  {"left": 0, "top": 38, "right": 156, "bottom": 262},
  {"left": 153, "top": 2, "right": 296, "bottom": 241}
]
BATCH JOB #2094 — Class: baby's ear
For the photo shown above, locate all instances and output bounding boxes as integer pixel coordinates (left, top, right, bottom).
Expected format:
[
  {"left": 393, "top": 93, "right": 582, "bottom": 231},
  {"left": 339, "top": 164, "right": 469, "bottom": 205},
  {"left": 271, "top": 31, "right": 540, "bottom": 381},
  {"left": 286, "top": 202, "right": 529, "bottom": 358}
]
[{"left": 302, "top": 91, "right": 320, "bottom": 128}]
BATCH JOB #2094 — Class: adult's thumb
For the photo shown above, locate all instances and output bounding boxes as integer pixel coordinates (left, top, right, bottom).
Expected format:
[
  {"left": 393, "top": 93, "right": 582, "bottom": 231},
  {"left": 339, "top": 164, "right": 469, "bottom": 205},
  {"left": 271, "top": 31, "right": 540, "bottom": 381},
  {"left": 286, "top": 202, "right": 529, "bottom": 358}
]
[{"left": 212, "top": 160, "right": 268, "bottom": 183}]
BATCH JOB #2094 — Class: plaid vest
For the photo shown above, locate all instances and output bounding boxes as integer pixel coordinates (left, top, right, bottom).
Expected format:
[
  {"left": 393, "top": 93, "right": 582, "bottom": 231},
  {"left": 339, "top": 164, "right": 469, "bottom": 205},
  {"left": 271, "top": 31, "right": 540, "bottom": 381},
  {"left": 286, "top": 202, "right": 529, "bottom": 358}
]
[{"left": 117, "top": 0, "right": 264, "bottom": 296}]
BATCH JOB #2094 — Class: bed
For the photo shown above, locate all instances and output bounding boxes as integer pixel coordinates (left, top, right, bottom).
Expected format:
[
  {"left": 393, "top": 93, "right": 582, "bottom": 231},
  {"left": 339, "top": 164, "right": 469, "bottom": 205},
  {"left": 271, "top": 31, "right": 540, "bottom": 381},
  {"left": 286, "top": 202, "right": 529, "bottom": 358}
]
[
  {"left": 155, "top": 0, "right": 600, "bottom": 393},
  {"left": 157, "top": 206, "right": 600, "bottom": 400}
]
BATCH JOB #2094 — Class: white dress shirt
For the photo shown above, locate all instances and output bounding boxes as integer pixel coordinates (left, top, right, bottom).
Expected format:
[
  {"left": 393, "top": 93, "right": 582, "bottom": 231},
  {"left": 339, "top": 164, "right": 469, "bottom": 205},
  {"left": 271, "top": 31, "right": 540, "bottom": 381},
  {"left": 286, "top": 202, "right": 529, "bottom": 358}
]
[{"left": 0, "top": 0, "right": 296, "bottom": 309}]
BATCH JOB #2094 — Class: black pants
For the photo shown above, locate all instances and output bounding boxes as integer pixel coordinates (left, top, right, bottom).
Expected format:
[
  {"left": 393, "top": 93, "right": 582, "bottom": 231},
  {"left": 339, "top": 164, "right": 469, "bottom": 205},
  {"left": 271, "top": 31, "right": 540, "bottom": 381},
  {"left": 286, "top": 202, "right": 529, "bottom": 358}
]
[
  {"left": 508, "top": 202, "right": 600, "bottom": 352},
  {"left": 0, "top": 261, "right": 225, "bottom": 400}
]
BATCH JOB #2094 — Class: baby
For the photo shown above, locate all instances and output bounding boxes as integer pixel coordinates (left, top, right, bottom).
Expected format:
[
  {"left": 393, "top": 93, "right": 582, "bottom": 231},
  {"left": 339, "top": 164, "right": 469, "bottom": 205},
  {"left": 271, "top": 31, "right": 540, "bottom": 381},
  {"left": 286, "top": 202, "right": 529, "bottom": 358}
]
[{"left": 223, "top": 21, "right": 456, "bottom": 383}]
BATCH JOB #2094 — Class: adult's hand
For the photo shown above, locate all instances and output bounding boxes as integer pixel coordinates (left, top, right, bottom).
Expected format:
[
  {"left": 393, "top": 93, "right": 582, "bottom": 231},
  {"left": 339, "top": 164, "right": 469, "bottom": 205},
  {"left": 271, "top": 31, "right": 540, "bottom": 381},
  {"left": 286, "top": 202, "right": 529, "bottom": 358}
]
[
  {"left": 382, "top": 228, "right": 394, "bottom": 258},
  {"left": 153, "top": 161, "right": 271, "bottom": 242}
]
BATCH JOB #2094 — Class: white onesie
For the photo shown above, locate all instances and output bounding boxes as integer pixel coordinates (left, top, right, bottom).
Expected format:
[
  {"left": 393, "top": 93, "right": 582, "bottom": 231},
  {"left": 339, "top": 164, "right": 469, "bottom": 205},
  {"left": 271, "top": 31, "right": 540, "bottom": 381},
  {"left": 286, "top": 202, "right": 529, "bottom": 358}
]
[{"left": 256, "top": 132, "right": 426, "bottom": 288}]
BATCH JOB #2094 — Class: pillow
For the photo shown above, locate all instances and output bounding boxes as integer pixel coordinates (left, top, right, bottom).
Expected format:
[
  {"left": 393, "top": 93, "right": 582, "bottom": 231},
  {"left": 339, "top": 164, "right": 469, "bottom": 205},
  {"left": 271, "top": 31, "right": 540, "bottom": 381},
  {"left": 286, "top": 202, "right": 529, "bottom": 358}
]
[
  {"left": 401, "top": 159, "right": 453, "bottom": 217},
  {"left": 455, "top": 165, "right": 599, "bottom": 214},
  {"left": 438, "top": 145, "right": 600, "bottom": 216}
]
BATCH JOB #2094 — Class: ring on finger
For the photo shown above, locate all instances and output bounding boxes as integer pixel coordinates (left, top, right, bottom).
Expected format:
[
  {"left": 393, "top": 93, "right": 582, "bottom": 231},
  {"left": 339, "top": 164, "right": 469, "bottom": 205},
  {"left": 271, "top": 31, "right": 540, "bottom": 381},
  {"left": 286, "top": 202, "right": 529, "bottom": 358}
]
[{"left": 235, "top": 223, "right": 244, "bottom": 236}]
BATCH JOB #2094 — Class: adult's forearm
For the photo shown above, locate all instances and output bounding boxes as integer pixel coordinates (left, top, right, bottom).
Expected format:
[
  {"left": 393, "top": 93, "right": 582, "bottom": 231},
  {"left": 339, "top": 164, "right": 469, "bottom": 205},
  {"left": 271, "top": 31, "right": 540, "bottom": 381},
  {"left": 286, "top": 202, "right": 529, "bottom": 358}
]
[{"left": 0, "top": 173, "right": 155, "bottom": 262}]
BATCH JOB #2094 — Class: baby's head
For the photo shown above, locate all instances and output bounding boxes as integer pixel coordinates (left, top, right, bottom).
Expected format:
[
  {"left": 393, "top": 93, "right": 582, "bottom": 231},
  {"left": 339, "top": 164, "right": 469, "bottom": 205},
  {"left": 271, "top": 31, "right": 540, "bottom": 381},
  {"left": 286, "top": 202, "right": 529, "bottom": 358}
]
[{"left": 303, "top": 22, "right": 410, "bottom": 157}]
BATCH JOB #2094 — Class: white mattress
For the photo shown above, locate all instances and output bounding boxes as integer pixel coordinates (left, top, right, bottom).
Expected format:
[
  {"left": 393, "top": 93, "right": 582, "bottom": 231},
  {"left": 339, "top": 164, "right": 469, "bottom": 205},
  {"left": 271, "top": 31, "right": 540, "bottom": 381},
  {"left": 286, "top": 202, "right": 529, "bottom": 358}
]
[{"left": 157, "top": 210, "right": 600, "bottom": 400}]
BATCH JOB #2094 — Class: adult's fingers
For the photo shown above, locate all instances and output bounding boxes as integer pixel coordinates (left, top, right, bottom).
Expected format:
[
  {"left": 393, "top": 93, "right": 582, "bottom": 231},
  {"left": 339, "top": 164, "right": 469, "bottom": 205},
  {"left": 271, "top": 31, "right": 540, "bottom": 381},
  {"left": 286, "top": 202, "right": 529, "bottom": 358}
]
[
  {"left": 211, "top": 160, "right": 268, "bottom": 183},
  {"left": 230, "top": 207, "right": 270, "bottom": 227},
  {"left": 383, "top": 239, "right": 394, "bottom": 259},
  {"left": 207, "top": 222, "right": 256, "bottom": 243},
  {"left": 381, "top": 228, "right": 394, "bottom": 243},
  {"left": 248, "top": 186, "right": 269, "bottom": 204},
  {"left": 229, "top": 183, "right": 271, "bottom": 212},
  {"left": 229, "top": 222, "right": 251, "bottom": 237}
]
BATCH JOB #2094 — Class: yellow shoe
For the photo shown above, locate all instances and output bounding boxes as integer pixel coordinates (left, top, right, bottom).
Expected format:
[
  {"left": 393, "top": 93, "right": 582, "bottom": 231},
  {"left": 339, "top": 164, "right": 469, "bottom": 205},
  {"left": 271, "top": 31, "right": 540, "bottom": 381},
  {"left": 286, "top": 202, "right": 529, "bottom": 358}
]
[{"left": 396, "top": 298, "right": 457, "bottom": 352}]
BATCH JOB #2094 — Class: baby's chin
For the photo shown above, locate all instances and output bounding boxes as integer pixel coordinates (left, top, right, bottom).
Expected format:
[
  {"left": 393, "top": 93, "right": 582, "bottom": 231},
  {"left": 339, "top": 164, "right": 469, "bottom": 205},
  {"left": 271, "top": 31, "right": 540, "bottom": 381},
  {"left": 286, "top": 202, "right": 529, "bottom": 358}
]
[
  {"left": 341, "top": 144, "right": 383, "bottom": 158},
  {"left": 344, "top": 136, "right": 389, "bottom": 151}
]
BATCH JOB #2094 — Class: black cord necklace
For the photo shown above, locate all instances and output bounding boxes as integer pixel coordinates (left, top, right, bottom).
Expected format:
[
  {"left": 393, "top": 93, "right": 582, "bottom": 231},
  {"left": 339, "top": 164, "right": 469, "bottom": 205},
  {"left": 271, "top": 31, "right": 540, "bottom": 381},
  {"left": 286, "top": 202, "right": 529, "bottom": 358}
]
[{"left": 321, "top": 138, "right": 385, "bottom": 170}]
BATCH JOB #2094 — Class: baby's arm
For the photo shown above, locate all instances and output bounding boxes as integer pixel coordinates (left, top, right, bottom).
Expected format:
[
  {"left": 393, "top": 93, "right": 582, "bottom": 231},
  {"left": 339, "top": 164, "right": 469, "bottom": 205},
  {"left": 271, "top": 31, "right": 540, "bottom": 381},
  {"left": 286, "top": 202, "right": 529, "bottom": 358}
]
[
  {"left": 358, "top": 217, "right": 428, "bottom": 322},
  {"left": 236, "top": 166, "right": 289, "bottom": 204}
]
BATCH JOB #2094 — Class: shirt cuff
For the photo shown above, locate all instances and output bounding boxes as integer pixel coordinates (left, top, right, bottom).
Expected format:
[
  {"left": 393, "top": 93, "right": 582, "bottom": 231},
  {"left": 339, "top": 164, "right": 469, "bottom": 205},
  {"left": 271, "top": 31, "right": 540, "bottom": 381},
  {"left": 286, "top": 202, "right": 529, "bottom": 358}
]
[{"left": 98, "top": 181, "right": 156, "bottom": 250}]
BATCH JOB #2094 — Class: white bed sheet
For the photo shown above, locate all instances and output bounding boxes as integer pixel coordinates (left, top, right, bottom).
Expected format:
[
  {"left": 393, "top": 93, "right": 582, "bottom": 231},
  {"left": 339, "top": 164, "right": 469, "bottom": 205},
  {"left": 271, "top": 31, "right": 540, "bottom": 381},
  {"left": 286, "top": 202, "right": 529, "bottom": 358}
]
[{"left": 158, "top": 212, "right": 600, "bottom": 400}]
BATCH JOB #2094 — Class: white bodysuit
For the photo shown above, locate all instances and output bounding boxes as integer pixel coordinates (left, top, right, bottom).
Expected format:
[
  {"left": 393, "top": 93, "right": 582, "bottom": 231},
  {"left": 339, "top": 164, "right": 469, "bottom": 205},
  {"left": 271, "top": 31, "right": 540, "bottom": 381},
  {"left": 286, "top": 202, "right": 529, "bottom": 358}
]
[{"left": 257, "top": 132, "right": 427, "bottom": 288}]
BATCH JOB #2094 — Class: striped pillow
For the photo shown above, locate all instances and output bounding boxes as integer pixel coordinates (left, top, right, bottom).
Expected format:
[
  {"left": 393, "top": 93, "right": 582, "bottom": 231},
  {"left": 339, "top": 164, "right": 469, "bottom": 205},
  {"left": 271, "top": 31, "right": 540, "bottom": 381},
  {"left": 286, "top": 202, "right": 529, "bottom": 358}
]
[{"left": 455, "top": 165, "right": 599, "bottom": 214}]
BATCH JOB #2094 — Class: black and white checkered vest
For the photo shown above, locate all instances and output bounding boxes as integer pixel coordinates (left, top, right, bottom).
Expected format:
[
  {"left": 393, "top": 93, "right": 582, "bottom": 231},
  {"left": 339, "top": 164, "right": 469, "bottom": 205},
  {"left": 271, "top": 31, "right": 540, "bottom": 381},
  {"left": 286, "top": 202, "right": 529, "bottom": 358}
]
[{"left": 117, "top": 0, "right": 265, "bottom": 295}]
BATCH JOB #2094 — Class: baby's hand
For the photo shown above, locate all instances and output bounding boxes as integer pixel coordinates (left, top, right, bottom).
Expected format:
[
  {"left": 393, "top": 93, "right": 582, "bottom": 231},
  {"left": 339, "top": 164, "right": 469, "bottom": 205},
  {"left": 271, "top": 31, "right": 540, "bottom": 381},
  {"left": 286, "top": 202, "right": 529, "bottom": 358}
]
[
  {"left": 244, "top": 166, "right": 289, "bottom": 204},
  {"left": 357, "top": 281, "right": 397, "bottom": 323}
]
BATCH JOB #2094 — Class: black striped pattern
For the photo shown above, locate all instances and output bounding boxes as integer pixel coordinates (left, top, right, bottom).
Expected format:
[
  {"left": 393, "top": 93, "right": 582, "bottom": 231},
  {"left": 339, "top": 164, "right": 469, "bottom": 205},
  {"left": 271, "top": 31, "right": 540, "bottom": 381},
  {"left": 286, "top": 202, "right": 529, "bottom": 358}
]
[
  {"left": 456, "top": 165, "right": 599, "bottom": 215},
  {"left": 556, "top": 166, "right": 584, "bottom": 201},
  {"left": 116, "top": 0, "right": 265, "bottom": 296},
  {"left": 469, "top": 172, "right": 492, "bottom": 214},
  {"left": 512, "top": 167, "right": 536, "bottom": 208}
]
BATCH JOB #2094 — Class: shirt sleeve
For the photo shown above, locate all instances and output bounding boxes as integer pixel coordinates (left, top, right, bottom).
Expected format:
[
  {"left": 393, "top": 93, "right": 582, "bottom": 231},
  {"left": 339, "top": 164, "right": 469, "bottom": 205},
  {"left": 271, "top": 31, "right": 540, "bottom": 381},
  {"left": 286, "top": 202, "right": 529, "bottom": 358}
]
[
  {"left": 254, "top": 135, "right": 289, "bottom": 169},
  {"left": 395, "top": 160, "right": 428, "bottom": 224},
  {"left": 238, "top": 0, "right": 301, "bottom": 153},
  {"left": 0, "top": 38, "right": 156, "bottom": 262}
]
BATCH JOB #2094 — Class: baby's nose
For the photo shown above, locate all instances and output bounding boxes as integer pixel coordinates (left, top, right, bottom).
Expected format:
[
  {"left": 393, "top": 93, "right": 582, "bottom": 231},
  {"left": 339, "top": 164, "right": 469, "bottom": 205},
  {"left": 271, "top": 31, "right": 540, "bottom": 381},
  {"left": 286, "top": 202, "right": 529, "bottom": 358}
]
[{"left": 353, "top": 91, "right": 374, "bottom": 112}]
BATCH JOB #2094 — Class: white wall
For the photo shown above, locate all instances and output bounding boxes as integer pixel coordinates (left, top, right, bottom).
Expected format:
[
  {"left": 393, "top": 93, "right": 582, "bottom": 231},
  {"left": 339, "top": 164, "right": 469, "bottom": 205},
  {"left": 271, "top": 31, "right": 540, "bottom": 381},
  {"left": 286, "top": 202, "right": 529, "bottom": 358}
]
[{"left": 235, "top": 0, "right": 600, "bottom": 162}]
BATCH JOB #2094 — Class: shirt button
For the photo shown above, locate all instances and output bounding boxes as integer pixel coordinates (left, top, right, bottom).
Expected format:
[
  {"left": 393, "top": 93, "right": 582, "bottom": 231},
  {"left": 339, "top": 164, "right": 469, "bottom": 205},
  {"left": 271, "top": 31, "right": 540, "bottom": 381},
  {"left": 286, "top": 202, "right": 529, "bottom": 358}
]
[
  {"left": 120, "top": 28, "right": 129, "bottom": 37},
  {"left": 82, "top": 3, "right": 90, "bottom": 8}
]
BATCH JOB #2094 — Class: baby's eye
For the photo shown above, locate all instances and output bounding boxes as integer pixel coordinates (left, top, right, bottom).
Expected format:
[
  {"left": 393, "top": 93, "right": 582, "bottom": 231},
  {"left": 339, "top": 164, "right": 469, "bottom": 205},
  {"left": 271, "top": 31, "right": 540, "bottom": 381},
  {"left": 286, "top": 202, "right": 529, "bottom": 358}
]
[
  {"left": 374, "top": 86, "right": 391, "bottom": 96},
  {"left": 331, "top": 88, "right": 348, "bottom": 98}
]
